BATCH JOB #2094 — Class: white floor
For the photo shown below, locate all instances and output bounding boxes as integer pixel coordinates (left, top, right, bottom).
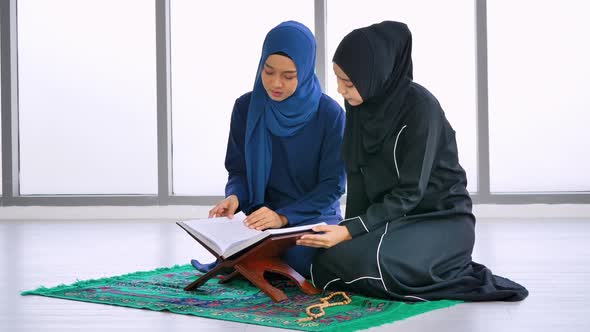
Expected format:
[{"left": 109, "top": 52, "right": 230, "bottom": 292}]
[{"left": 1, "top": 212, "right": 589, "bottom": 331}]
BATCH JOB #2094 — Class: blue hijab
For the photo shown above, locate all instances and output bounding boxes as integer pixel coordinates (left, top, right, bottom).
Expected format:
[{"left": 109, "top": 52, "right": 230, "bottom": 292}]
[{"left": 245, "top": 21, "right": 322, "bottom": 209}]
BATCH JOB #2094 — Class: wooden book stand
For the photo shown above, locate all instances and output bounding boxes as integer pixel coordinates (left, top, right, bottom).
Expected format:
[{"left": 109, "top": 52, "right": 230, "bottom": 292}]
[{"left": 182, "top": 231, "right": 320, "bottom": 302}]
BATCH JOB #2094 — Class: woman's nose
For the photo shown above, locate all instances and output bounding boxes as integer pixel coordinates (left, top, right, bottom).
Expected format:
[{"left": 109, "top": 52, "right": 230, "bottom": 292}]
[{"left": 272, "top": 76, "right": 283, "bottom": 88}]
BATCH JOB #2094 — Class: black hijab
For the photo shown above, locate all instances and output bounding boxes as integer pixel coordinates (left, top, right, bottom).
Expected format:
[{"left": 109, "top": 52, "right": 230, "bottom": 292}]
[{"left": 333, "top": 21, "right": 413, "bottom": 172}]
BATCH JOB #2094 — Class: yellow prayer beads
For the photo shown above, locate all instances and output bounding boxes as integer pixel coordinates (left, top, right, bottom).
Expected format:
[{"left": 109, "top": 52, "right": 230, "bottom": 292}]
[{"left": 297, "top": 291, "right": 352, "bottom": 322}]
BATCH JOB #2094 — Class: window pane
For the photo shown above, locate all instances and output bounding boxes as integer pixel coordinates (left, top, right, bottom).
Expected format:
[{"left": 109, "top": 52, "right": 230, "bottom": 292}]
[
  {"left": 326, "top": 0, "right": 477, "bottom": 192},
  {"left": 171, "top": 0, "right": 314, "bottom": 195},
  {"left": 0, "top": 21, "right": 2, "bottom": 195},
  {"left": 17, "top": 0, "right": 157, "bottom": 195},
  {"left": 488, "top": 1, "right": 590, "bottom": 192}
]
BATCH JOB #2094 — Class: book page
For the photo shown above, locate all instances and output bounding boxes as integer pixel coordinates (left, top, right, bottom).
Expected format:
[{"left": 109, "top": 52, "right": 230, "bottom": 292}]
[
  {"left": 221, "top": 221, "right": 328, "bottom": 258},
  {"left": 266, "top": 222, "right": 327, "bottom": 235},
  {"left": 181, "top": 212, "right": 264, "bottom": 256}
]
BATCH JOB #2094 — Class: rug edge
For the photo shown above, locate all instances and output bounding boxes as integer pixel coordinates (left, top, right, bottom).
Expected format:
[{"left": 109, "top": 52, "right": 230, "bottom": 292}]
[
  {"left": 20, "top": 264, "right": 194, "bottom": 295},
  {"left": 320, "top": 300, "right": 462, "bottom": 332}
]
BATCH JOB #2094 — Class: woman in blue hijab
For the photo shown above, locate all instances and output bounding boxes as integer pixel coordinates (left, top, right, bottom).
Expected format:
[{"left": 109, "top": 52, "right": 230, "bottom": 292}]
[{"left": 197, "top": 21, "right": 346, "bottom": 276}]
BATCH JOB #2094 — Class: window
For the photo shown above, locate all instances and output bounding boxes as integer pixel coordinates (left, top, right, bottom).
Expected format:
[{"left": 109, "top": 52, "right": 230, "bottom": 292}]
[
  {"left": 170, "top": 0, "right": 314, "bottom": 195},
  {"left": 17, "top": 0, "right": 158, "bottom": 195},
  {"left": 326, "top": 0, "right": 478, "bottom": 192},
  {"left": 488, "top": 0, "right": 590, "bottom": 192}
]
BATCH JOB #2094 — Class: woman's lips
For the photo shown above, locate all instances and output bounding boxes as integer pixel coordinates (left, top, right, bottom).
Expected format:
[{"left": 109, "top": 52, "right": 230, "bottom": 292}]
[{"left": 271, "top": 90, "right": 282, "bottom": 97}]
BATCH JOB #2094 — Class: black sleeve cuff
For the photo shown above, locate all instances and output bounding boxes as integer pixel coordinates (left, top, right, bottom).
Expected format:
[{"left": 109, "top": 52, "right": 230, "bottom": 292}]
[{"left": 339, "top": 215, "right": 370, "bottom": 238}]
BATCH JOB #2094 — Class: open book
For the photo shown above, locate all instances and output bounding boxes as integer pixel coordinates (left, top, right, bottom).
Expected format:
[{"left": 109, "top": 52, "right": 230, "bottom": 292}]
[{"left": 177, "top": 212, "right": 325, "bottom": 259}]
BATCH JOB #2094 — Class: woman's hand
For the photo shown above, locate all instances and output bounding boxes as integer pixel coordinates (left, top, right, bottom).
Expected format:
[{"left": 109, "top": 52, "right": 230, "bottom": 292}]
[
  {"left": 244, "top": 207, "right": 288, "bottom": 230},
  {"left": 208, "top": 195, "right": 239, "bottom": 218},
  {"left": 296, "top": 225, "right": 352, "bottom": 248}
]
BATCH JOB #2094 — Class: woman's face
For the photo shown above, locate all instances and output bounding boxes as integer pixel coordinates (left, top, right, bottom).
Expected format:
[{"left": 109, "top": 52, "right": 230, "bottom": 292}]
[
  {"left": 333, "top": 63, "right": 363, "bottom": 106},
  {"left": 261, "top": 54, "right": 298, "bottom": 102}
]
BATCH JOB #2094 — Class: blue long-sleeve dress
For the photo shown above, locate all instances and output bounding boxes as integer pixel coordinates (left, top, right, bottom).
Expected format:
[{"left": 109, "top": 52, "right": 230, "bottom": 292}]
[{"left": 224, "top": 91, "right": 346, "bottom": 276}]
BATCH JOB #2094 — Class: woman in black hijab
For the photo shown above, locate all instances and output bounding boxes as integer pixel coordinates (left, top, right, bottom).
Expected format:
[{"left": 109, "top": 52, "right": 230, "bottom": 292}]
[{"left": 297, "top": 21, "right": 528, "bottom": 301}]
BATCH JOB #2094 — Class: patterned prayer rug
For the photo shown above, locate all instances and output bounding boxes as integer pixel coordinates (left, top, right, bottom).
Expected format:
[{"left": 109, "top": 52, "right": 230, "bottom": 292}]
[{"left": 22, "top": 264, "right": 460, "bottom": 331}]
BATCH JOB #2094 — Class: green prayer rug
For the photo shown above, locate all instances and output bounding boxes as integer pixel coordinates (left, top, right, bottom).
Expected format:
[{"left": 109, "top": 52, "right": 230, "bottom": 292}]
[{"left": 22, "top": 264, "right": 460, "bottom": 331}]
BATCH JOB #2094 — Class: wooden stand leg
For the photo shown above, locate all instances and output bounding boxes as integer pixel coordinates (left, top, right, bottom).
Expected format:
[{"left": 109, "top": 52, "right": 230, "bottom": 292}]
[
  {"left": 262, "top": 258, "right": 320, "bottom": 296},
  {"left": 228, "top": 257, "right": 319, "bottom": 302},
  {"left": 218, "top": 270, "right": 240, "bottom": 284},
  {"left": 234, "top": 264, "right": 288, "bottom": 302},
  {"left": 184, "top": 263, "right": 228, "bottom": 291}
]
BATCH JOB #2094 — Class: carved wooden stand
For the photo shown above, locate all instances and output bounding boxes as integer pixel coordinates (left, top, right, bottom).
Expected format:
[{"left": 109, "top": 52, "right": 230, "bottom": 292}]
[{"left": 183, "top": 232, "right": 320, "bottom": 302}]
